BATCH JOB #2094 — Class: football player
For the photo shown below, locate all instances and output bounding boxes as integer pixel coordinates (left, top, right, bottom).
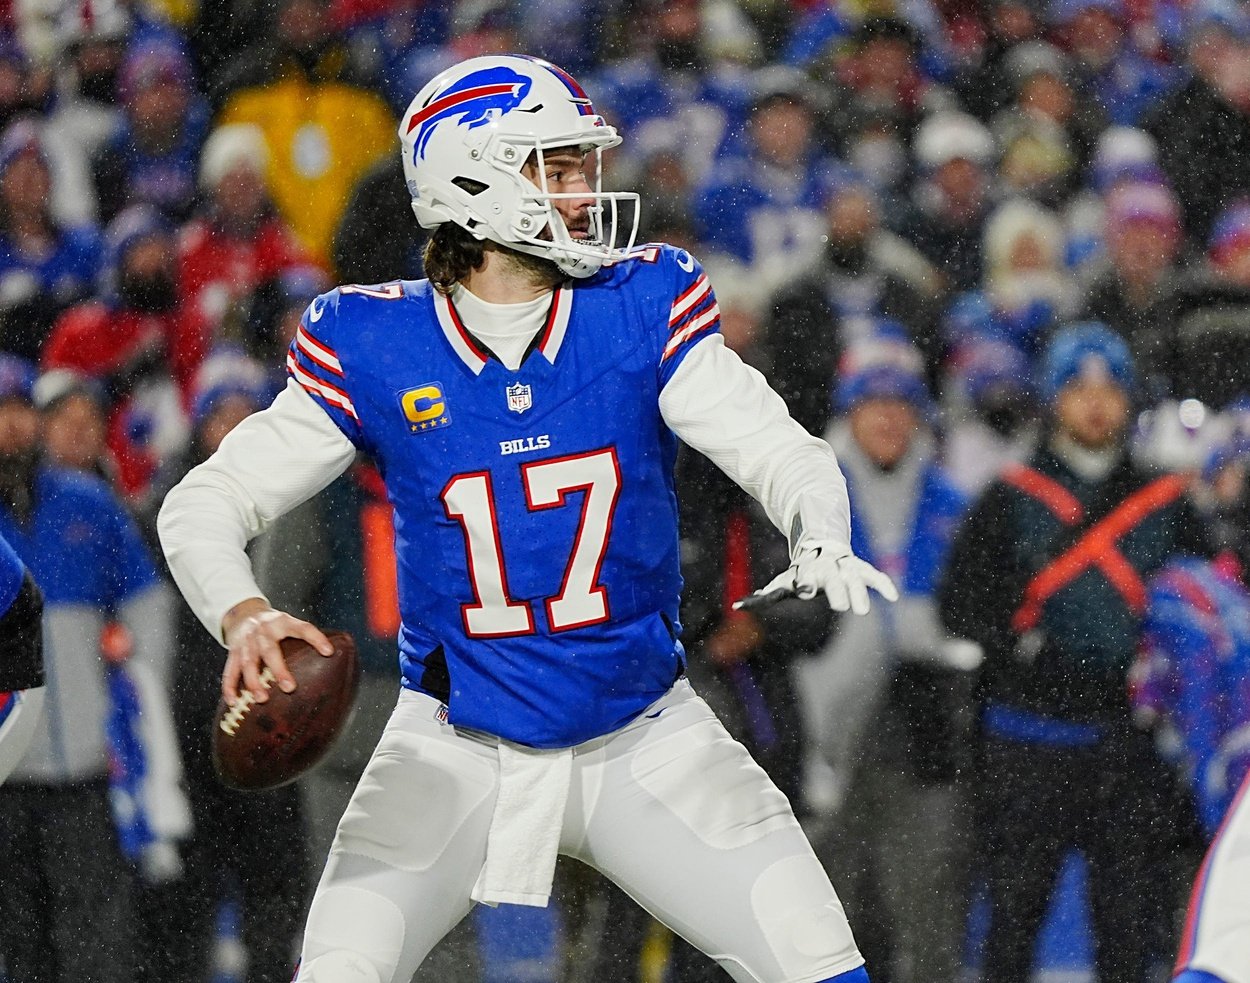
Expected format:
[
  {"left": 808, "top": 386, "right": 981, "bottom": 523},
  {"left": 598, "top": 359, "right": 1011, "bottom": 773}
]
[
  {"left": 159, "top": 54, "right": 896, "bottom": 983},
  {"left": 1173, "top": 772, "right": 1250, "bottom": 983},
  {"left": 0, "top": 528, "right": 43, "bottom": 785}
]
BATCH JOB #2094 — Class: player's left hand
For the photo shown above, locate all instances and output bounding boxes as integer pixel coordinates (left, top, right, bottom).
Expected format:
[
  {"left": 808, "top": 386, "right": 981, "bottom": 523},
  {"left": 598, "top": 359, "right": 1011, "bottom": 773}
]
[{"left": 739, "top": 541, "right": 899, "bottom": 615}]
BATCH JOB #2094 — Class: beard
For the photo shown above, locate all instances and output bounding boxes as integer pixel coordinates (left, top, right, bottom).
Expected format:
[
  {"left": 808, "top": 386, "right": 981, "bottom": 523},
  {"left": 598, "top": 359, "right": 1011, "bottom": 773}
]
[
  {"left": 495, "top": 244, "right": 564, "bottom": 289},
  {"left": 119, "top": 273, "right": 178, "bottom": 313},
  {"left": 78, "top": 68, "right": 119, "bottom": 105}
]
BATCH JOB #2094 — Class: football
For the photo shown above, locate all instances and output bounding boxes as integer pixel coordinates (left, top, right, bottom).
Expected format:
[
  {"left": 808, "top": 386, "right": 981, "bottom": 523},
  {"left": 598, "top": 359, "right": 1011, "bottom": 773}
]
[{"left": 211, "top": 630, "right": 360, "bottom": 791}]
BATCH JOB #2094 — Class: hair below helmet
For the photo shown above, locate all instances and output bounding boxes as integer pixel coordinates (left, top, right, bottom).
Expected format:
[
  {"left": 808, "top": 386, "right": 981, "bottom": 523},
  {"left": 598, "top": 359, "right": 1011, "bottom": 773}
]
[{"left": 399, "top": 55, "right": 639, "bottom": 279}]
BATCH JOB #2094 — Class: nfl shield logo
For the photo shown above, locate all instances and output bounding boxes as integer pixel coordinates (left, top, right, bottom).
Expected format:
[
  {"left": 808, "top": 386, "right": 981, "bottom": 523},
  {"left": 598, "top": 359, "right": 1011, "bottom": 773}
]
[{"left": 506, "top": 382, "right": 532, "bottom": 414}]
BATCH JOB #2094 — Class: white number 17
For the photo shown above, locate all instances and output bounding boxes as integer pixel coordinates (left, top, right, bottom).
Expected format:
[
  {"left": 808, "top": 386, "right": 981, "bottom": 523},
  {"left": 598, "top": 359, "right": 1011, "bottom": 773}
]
[{"left": 440, "top": 448, "right": 622, "bottom": 637}]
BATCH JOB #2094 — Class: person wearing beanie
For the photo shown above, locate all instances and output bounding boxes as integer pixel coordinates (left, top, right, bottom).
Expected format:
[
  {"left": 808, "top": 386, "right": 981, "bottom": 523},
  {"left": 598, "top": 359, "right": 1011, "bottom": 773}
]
[
  {"left": 903, "top": 111, "right": 995, "bottom": 294},
  {"left": 762, "top": 180, "right": 942, "bottom": 436},
  {"left": 941, "top": 321, "right": 1213, "bottom": 983},
  {"left": 1082, "top": 180, "right": 1188, "bottom": 401},
  {"left": 178, "top": 122, "right": 311, "bottom": 344},
  {"left": 942, "top": 334, "right": 1041, "bottom": 497},
  {"left": 42, "top": 205, "right": 199, "bottom": 498},
  {"left": 209, "top": 0, "right": 395, "bottom": 266},
  {"left": 90, "top": 38, "right": 210, "bottom": 225},
  {"left": 0, "top": 120, "right": 102, "bottom": 364},
  {"left": 797, "top": 336, "right": 973, "bottom": 983},
  {"left": 0, "top": 343, "right": 186, "bottom": 983},
  {"left": 1171, "top": 199, "right": 1250, "bottom": 407},
  {"left": 1145, "top": 4, "right": 1250, "bottom": 241},
  {"left": 33, "top": 368, "right": 111, "bottom": 479},
  {"left": 991, "top": 42, "right": 1104, "bottom": 205},
  {"left": 693, "top": 65, "right": 836, "bottom": 280}
]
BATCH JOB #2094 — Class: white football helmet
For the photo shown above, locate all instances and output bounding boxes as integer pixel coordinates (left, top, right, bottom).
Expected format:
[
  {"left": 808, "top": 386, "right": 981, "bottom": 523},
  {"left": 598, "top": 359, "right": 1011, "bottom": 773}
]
[{"left": 399, "top": 54, "right": 640, "bottom": 279}]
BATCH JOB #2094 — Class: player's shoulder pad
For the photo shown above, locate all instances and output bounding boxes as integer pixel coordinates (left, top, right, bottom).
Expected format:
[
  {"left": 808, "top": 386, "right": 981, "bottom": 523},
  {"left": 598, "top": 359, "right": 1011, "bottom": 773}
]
[
  {"left": 301, "top": 281, "right": 421, "bottom": 338},
  {"left": 603, "top": 242, "right": 708, "bottom": 296}
]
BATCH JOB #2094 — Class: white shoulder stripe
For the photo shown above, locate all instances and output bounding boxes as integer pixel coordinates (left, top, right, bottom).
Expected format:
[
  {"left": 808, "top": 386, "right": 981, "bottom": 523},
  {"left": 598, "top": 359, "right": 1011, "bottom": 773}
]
[
  {"left": 286, "top": 355, "right": 359, "bottom": 421},
  {"left": 663, "top": 302, "right": 721, "bottom": 358},
  {"left": 669, "top": 275, "right": 711, "bottom": 326},
  {"left": 296, "top": 326, "right": 343, "bottom": 375}
]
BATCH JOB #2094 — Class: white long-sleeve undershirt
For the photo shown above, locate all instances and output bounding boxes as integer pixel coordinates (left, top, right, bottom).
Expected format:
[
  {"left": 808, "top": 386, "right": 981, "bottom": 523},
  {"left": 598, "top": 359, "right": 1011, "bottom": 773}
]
[{"left": 158, "top": 334, "right": 851, "bottom": 645}]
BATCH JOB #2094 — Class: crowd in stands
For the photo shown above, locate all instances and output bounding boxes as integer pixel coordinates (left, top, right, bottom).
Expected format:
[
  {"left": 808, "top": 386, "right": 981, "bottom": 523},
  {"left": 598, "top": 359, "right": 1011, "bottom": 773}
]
[{"left": 1, "top": 0, "right": 1250, "bottom": 981}]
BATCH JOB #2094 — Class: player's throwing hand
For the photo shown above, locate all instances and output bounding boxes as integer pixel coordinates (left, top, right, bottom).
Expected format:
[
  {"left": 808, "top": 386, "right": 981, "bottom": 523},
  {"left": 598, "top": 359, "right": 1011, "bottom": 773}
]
[
  {"left": 220, "top": 599, "right": 335, "bottom": 705},
  {"left": 741, "top": 540, "right": 899, "bottom": 615}
]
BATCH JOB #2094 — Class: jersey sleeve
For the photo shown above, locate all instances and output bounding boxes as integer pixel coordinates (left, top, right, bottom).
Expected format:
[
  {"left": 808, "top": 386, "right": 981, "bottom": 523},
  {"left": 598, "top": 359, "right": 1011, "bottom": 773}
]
[
  {"left": 656, "top": 247, "right": 722, "bottom": 391},
  {"left": 286, "top": 289, "right": 366, "bottom": 447}
]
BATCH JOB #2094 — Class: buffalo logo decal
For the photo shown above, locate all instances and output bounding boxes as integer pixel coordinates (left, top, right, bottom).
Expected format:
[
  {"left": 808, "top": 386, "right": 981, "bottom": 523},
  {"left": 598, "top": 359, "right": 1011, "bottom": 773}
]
[{"left": 406, "top": 67, "right": 533, "bottom": 160}]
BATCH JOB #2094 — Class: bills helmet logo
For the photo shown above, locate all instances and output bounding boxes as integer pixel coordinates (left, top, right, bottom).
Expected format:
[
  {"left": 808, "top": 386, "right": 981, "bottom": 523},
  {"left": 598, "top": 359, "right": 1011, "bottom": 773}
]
[{"left": 406, "top": 67, "right": 533, "bottom": 160}]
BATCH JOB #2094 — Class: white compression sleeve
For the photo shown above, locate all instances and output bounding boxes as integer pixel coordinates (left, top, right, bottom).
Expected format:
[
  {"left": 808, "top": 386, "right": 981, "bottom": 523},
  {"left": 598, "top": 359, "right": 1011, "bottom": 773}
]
[
  {"left": 658, "top": 335, "right": 852, "bottom": 553},
  {"left": 157, "top": 380, "right": 358, "bottom": 644}
]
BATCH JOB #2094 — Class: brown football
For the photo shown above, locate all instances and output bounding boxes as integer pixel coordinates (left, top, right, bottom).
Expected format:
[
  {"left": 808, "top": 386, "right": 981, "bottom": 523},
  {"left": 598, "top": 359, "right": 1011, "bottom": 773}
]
[{"left": 211, "top": 630, "right": 360, "bottom": 791}]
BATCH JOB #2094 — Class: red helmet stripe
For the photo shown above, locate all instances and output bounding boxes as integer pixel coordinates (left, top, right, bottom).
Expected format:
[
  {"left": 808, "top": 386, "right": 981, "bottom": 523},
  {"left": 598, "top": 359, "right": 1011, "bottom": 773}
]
[{"left": 405, "top": 83, "right": 521, "bottom": 135}]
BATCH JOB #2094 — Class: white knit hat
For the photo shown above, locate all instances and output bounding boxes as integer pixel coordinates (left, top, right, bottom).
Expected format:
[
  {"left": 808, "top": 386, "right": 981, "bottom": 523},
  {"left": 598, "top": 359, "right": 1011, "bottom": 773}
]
[
  {"left": 914, "top": 112, "right": 994, "bottom": 169},
  {"left": 198, "top": 123, "right": 269, "bottom": 192}
]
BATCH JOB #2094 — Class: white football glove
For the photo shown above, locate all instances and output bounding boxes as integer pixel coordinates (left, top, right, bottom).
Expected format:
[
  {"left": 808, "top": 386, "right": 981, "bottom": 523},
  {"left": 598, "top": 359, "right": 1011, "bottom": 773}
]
[{"left": 739, "top": 540, "right": 899, "bottom": 615}]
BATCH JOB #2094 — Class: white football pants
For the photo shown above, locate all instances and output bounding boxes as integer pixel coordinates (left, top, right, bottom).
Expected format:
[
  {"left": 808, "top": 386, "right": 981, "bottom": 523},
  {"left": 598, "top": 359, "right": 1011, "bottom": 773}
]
[
  {"left": 1175, "top": 773, "right": 1250, "bottom": 983},
  {"left": 294, "top": 679, "right": 863, "bottom": 983}
]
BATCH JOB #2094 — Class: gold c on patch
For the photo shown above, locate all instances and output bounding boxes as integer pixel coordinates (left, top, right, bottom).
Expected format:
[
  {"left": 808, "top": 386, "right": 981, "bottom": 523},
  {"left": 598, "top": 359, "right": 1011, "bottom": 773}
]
[{"left": 399, "top": 383, "right": 452, "bottom": 433}]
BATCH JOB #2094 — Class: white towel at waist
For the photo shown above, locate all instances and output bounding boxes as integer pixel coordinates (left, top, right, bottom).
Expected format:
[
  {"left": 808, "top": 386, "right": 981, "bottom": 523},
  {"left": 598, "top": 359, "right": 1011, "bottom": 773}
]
[{"left": 471, "top": 741, "right": 573, "bottom": 908}]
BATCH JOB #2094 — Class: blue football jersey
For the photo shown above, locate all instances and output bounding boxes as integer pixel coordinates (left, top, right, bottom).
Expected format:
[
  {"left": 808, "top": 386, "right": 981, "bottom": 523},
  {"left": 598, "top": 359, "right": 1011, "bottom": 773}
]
[{"left": 287, "top": 244, "right": 722, "bottom": 747}]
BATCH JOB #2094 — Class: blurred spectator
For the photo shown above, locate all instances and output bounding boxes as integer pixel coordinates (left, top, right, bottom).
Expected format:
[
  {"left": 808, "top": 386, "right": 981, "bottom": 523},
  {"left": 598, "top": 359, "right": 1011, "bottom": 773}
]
[
  {"left": 0, "top": 350, "right": 187, "bottom": 983},
  {"left": 136, "top": 346, "right": 306, "bottom": 983},
  {"left": 980, "top": 197, "right": 1079, "bottom": 354},
  {"left": 1133, "top": 553, "right": 1250, "bottom": 837},
  {"left": 942, "top": 335, "right": 1041, "bottom": 496},
  {"left": 798, "top": 335, "right": 972, "bottom": 983},
  {"left": 822, "top": 17, "right": 944, "bottom": 160},
  {"left": 1052, "top": 0, "right": 1178, "bottom": 126},
  {"left": 589, "top": 0, "right": 754, "bottom": 185},
  {"left": 331, "top": 153, "right": 421, "bottom": 283},
  {"left": 903, "top": 110, "right": 995, "bottom": 294},
  {"left": 179, "top": 123, "right": 309, "bottom": 339},
  {"left": 33, "top": 367, "right": 110, "bottom": 477},
  {"left": 762, "top": 172, "right": 941, "bottom": 434},
  {"left": 183, "top": 0, "right": 268, "bottom": 90},
  {"left": 0, "top": 119, "right": 101, "bottom": 362},
  {"left": 1145, "top": 3, "right": 1250, "bottom": 240},
  {"left": 955, "top": 0, "right": 1045, "bottom": 121},
  {"left": 386, "top": 0, "right": 523, "bottom": 114},
  {"left": 626, "top": 119, "right": 698, "bottom": 246},
  {"left": 1082, "top": 181, "right": 1186, "bottom": 399},
  {"left": 676, "top": 260, "right": 829, "bottom": 808},
  {"left": 332, "top": 1, "right": 450, "bottom": 112},
  {"left": 0, "top": 32, "right": 41, "bottom": 131},
  {"left": 43, "top": 206, "right": 196, "bottom": 497},
  {"left": 940, "top": 322, "right": 1211, "bottom": 983},
  {"left": 1065, "top": 125, "right": 1168, "bottom": 271},
  {"left": 235, "top": 264, "right": 331, "bottom": 377},
  {"left": 694, "top": 68, "right": 833, "bottom": 282},
  {"left": 36, "top": 0, "right": 132, "bottom": 225},
  {"left": 1173, "top": 201, "right": 1250, "bottom": 407},
  {"left": 1203, "top": 412, "right": 1250, "bottom": 579},
  {"left": 991, "top": 42, "right": 1104, "bottom": 206},
  {"left": 213, "top": 0, "right": 395, "bottom": 265},
  {"left": 91, "top": 38, "right": 209, "bottom": 224}
]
